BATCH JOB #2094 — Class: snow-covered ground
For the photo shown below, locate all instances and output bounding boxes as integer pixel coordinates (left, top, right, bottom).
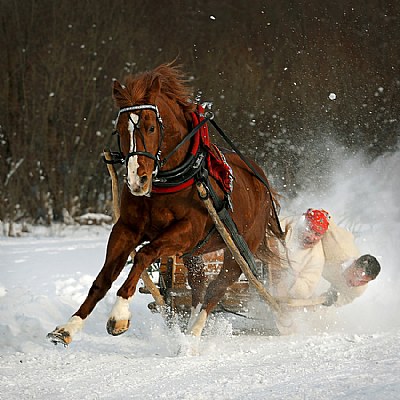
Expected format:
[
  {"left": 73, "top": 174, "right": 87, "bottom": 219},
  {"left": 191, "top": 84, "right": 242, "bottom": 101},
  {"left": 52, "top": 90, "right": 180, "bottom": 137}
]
[{"left": 1, "top": 149, "right": 399, "bottom": 399}]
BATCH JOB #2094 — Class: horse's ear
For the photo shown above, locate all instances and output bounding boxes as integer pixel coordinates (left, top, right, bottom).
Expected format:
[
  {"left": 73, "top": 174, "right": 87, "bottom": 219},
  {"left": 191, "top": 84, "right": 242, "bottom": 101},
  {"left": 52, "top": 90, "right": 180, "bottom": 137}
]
[
  {"left": 149, "top": 76, "right": 161, "bottom": 101},
  {"left": 112, "top": 80, "right": 129, "bottom": 106}
]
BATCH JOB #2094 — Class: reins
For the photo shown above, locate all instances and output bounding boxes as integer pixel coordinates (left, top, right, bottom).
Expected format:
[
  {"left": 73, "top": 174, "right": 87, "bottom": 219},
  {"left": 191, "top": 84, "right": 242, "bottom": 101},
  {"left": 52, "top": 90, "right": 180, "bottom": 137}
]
[
  {"left": 205, "top": 112, "right": 283, "bottom": 237},
  {"left": 158, "top": 116, "right": 210, "bottom": 168}
]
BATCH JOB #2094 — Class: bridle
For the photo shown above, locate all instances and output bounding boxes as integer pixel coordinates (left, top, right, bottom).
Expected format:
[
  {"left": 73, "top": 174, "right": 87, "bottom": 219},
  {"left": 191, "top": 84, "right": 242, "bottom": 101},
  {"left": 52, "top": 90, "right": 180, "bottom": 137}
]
[
  {"left": 113, "top": 104, "right": 164, "bottom": 178},
  {"left": 108, "top": 103, "right": 212, "bottom": 182}
]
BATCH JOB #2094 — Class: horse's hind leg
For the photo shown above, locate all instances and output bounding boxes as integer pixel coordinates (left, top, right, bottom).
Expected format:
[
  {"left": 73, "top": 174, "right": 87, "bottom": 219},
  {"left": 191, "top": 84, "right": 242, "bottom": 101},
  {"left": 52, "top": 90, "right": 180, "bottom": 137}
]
[
  {"left": 189, "top": 250, "right": 242, "bottom": 336},
  {"left": 184, "top": 255, "right": 206, "bottom": 332},
  {"left": 47, "top": 222, "right": 137, "bottom": 345}
]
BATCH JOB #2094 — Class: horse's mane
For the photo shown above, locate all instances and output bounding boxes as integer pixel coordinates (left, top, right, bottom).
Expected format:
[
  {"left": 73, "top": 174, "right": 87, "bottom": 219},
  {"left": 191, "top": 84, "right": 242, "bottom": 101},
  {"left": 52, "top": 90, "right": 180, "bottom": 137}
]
[{"left": 116, "top": 63, "right": 196, "bottom": 114}]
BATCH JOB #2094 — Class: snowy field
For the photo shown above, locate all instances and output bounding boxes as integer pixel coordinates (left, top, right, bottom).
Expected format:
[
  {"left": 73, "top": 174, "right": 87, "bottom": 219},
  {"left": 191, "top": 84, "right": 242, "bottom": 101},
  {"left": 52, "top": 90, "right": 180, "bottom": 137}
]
[{"left": 1, "top": 149, "right": 400, "bottom": 399}]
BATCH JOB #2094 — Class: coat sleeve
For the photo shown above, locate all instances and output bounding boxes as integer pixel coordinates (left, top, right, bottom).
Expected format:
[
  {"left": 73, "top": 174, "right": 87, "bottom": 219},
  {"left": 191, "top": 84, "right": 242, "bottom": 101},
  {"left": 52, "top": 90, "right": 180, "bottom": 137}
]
[
  {"left": 331, "top": 282, "right": 367, "bottom": 307},
  {"left": 321, "top": 219, "right": 360, "bottom": 268},
  {"left": 321, "top": 220, "right": 366, "bottom": 306}
]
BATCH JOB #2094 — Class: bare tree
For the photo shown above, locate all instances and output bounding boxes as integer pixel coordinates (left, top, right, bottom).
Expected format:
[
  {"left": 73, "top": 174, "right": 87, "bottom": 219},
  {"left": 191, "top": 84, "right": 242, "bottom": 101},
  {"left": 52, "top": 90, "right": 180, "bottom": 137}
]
[{"left": 1, "top": 0, "right": 399, "bottom": 229}]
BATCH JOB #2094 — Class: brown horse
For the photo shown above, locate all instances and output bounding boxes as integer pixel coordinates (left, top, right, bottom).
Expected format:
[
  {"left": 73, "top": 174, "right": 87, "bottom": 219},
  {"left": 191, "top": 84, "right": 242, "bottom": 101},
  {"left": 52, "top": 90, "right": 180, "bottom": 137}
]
[{"left": 47, "top": 63, "right": 282, "bottom": 345}]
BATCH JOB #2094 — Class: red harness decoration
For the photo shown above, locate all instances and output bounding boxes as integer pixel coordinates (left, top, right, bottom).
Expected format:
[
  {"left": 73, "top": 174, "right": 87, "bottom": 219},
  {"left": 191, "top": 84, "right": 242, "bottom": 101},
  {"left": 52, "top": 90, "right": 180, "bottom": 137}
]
[
  {"left": 151, "top": 105, "right": 233, "bottom": 194},
  {"left": 151, "top": 179, "right": 195, "bottom": 194},
  {"left": 193, "top": 106, "right": 233, "bottom": 194}
]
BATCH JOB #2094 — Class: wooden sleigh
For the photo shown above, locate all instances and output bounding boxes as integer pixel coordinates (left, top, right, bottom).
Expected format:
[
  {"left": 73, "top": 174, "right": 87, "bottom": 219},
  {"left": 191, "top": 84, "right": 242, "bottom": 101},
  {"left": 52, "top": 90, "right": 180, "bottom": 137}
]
[{"left": 143, "top": 253, "right": 264, "bottom": 315}]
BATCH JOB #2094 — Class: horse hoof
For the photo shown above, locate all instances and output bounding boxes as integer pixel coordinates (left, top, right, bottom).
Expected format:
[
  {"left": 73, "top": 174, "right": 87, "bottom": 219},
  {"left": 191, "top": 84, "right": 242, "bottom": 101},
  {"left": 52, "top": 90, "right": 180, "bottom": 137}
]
[
  {"left": 46, "top": 329, "right": 72, "bottom": 347},
  {"left": 106, "top": 318, "right": 130, "bottom": 336}
]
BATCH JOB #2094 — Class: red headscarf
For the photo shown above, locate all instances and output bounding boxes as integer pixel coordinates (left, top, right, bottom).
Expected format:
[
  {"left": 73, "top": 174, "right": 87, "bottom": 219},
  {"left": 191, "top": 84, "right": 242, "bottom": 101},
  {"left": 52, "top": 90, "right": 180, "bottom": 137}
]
[{"left": 304, "top": 208, "right": 330, "bottom": 234}]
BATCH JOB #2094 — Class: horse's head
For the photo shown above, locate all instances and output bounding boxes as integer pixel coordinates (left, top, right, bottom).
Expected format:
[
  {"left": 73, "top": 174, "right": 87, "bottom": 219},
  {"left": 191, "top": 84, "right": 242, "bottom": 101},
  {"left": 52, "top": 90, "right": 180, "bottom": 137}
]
[
  {"left": 112, "top": 79, "right": 164, "bottom": 196},
  {"left": 112, "top": 63, "right": 196, "bottom": 196}
]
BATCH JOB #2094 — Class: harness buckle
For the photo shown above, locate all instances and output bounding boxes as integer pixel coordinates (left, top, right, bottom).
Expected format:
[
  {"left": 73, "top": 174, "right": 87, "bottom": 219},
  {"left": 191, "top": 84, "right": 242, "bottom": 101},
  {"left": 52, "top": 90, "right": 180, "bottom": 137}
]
[
  {"left": 204, "top": 111, "right": 214, "bottom": 120},
  {"left": 192, "top": 152, "right": 205, "bottom": 169}
]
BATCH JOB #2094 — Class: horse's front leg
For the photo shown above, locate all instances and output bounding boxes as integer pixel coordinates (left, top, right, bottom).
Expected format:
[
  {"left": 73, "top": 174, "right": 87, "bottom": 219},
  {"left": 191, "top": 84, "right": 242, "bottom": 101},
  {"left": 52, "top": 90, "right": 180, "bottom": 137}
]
[
  {"left": 107, "top": 222, "right": 195, "bottom": 336},
  {"left": 47, "top": 222, "right": 139, "bottom": 346},
  {"left": 189, "top": 250, "right": 242, "bottom": 337}
]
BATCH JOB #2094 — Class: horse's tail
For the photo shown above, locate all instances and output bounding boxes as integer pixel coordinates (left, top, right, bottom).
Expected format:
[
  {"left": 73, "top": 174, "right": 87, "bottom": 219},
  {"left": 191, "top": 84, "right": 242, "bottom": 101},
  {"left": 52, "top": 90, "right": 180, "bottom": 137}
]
[
  {"left": 266, "top": 186, "right": 285, "bottom": 242},
  {"left": 245, "top": 157, "right": 284, "bottom": 242},
  {"left": 255, "top": 186, "right": 287, "bottom": 286}
]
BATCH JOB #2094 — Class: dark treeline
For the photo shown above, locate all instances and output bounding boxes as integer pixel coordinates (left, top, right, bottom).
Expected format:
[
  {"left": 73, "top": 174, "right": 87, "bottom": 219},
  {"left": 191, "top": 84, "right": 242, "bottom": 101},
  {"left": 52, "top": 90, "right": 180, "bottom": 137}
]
[{"left": 1, "top": 0, "right": 399, "bottom": 227}]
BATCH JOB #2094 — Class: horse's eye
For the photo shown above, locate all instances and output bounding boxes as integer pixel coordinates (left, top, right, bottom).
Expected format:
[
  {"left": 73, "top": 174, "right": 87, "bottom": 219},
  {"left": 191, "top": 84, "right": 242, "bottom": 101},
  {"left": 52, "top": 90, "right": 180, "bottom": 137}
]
[{"left": 148, "top": 126, "right": 155, "bottom": 133}]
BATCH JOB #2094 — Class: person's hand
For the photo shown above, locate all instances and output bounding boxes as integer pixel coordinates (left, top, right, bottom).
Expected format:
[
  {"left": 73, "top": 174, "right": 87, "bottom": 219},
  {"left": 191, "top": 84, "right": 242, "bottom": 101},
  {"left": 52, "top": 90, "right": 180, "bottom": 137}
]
[{"left": 322, "top": 288, "right": 338, "bottom": 306}]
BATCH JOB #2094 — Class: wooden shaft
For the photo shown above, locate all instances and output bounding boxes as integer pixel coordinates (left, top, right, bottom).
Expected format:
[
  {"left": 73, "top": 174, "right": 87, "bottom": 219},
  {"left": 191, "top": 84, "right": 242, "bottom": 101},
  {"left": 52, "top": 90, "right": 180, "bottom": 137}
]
[
  {"left": 103, "top": 149, "right": 166, "bottom": 308},
  {"left": 138, "top": 257, "right": 166, "bottom": 308},
  {"left": 276, "top": 296, "right": 326, "bottom": 307},
  {"left": 103, "top": 149, "right": 121, "bottom": 223},
  {"left": 196, "top": 182, "right": 281, "bottom": 313}
]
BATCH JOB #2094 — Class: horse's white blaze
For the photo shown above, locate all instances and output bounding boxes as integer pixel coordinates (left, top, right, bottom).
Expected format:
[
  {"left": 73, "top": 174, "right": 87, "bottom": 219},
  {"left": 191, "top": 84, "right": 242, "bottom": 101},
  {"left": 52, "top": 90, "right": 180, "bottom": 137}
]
[
  {"left": 127, "top": 113, "right": 141, "bottom": 192},
  {"left": 186, "top": 304, "right": 202, "bottom": 333},
  {"left": 189, "top": 309, "right": 208, "bottom": 337},
  {"left": 109, "top": 296, "right": 132, "bottom": 321},
  {"left": 57, "top": 315, "right": 84, "bottom": 336},
  {"left": 127, "top": 155, "right": 140, "bottom": 191}
]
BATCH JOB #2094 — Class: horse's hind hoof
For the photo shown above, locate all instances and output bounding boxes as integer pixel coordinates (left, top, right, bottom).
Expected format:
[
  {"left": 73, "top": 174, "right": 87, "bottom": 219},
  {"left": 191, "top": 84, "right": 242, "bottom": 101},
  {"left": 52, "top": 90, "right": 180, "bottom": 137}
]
[
  {"left": 106, "top": 318, "right": 130, "bottom": 336},
  {"left": 46, "top": 329, "right": 72, "bottom": 347}
]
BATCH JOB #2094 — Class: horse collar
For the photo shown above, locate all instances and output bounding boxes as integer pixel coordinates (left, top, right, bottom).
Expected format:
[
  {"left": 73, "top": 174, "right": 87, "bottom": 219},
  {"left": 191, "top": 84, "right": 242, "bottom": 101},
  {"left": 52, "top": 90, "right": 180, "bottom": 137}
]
[{"left": 152, "top": 126, "right": 206, "bottom": 194}]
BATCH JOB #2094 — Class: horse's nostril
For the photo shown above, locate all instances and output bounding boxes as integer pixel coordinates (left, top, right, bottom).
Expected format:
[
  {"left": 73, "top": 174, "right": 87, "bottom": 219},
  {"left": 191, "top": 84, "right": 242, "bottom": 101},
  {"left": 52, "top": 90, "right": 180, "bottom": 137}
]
[{"left": 140, "top": 175, "right": 148, "bottom": 185}]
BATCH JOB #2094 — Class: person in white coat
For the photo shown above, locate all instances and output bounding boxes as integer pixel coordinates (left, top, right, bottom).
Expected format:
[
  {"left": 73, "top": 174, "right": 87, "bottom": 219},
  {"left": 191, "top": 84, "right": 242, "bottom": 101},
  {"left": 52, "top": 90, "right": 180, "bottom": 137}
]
[
  {"left": 264, "top": 208, "right": 330, "bottom": 301},
  {"left": 257, "top": 208, "right": 330, "bottom": 333},
  {"left": 257, "top": 208, "right": 381, "bottom": 334}
]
